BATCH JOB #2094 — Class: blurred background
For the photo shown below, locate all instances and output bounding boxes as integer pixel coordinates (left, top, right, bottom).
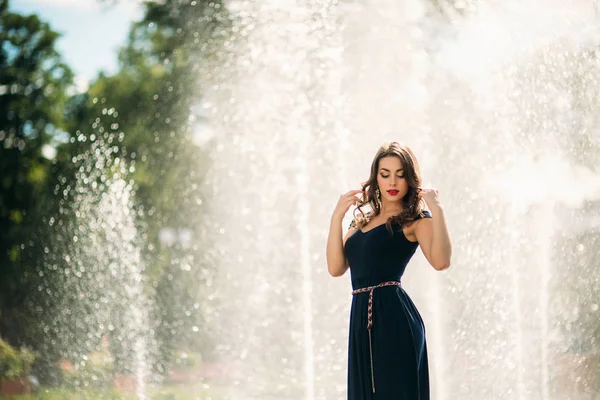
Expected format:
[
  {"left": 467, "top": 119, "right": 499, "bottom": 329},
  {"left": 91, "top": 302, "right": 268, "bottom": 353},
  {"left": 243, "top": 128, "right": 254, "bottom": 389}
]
[{"left": 1, "top": 0, "right": 600, "bottom": 399}]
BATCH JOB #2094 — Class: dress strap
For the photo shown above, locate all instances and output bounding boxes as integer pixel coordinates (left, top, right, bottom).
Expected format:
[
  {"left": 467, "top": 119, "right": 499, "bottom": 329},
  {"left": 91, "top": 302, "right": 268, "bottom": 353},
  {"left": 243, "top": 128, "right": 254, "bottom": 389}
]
[{"left": 416, "top": 210, "right": 432, "bottom": 220}]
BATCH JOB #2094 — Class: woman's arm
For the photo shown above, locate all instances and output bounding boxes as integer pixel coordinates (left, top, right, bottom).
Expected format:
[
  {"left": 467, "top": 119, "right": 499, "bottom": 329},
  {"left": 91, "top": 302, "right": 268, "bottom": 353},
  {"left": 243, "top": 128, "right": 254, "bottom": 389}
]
[
  {"left": 326, "top": 190, "right": 363, "bottom": 277},
  {"left": 327, "top": 216, "right": 351, "bottom": 277},
  {"left": 414, "top": 190, "right": 452, "bottom": 271}
]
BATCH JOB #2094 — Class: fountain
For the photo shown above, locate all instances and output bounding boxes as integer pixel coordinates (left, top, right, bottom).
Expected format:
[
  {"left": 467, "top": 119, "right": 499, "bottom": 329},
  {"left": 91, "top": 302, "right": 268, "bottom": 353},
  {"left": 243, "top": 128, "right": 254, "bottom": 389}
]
[
  {"left": 35, "top": 134, "right": 154, "bottom": 398},
  {"left": 198, "top": 0, "right": 600, "bottom": 399}
]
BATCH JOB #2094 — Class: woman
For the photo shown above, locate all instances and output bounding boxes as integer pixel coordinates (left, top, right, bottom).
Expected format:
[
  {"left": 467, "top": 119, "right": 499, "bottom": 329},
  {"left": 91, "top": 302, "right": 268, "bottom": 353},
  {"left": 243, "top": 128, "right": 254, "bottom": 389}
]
[{"left": 326, "top": 141, "right": 452, "bottom": 399}]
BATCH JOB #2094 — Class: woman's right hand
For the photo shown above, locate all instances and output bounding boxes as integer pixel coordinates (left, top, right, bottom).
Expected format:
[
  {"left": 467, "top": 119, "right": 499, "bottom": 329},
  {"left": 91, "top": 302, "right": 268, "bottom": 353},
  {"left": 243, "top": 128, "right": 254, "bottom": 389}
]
[{"left": 332, "top": 189, "right": 364, "bottom": 221}]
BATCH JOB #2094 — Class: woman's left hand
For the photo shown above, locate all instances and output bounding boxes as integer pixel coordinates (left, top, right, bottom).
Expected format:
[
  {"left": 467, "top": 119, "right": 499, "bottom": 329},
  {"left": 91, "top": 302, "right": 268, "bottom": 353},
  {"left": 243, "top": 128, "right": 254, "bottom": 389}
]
[{"left": 419, "top": 188, "right": 441, "bottom": 208}]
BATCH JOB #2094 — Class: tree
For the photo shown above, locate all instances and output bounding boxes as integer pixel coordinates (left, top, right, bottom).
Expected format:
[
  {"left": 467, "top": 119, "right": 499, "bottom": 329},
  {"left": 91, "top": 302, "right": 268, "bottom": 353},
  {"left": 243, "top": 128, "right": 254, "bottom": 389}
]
[
  {"left": 38, "top": 0, "right": 230, "bottom": 379},
  {"left": 0, "top": 0, "right": 73, "bottom": 347},
  {"left": 1, "top": 0, "right": 230, "bottom": 385}
]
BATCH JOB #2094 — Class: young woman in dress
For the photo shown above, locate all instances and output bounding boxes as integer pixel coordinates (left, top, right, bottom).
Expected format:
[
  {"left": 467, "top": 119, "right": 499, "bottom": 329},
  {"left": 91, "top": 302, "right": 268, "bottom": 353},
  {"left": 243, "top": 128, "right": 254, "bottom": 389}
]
[{"left": 326, "top": 141, "right": 452, "bottom": 399}]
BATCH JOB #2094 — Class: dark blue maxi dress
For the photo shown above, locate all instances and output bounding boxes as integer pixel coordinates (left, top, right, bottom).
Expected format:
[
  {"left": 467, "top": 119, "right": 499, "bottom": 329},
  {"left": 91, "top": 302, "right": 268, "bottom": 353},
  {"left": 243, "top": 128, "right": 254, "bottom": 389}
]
[{"left": 343, "top": 211, "right": 431, "bottom": 400}]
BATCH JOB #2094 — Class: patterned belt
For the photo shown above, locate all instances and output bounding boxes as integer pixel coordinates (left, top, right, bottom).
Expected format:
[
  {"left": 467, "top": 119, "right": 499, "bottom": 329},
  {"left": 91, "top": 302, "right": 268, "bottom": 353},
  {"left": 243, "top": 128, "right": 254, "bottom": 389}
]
[{"left": 351, "top": 280, "right": 402, "bottom": 394}]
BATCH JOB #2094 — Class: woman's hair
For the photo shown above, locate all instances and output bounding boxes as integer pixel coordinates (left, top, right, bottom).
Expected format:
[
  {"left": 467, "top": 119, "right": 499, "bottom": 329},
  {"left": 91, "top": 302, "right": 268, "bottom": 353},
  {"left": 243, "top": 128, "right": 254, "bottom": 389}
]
[{"left": 352, "top": 141, "right": 426, "bottom": 234}]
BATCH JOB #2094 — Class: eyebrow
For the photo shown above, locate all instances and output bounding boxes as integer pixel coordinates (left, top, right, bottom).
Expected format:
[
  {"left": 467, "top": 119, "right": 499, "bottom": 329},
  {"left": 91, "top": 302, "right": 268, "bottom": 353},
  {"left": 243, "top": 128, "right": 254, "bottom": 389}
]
[{"left": 379, "top": 168, "right": 404, "bottom": 172}]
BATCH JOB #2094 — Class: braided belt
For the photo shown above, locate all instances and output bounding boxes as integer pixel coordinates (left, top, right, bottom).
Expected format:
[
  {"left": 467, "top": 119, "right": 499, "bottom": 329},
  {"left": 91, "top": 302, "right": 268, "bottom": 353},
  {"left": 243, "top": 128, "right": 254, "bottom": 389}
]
[{"left": 351, "top": 280, "right": 402, "bottom": 394}]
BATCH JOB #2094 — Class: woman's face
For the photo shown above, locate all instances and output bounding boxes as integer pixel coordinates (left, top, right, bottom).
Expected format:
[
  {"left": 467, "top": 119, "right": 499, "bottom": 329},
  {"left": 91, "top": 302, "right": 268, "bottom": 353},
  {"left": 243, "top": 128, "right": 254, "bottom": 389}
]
[{"left": 376, "top": 156, "right": 409, "bottom": 203}]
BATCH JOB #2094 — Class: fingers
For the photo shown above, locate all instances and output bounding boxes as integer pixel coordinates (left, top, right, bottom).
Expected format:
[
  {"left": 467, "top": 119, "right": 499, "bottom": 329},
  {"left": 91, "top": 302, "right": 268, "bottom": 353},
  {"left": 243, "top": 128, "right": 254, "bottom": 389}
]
[
  {"left": 345, "top": 189, "right": 363, "bottom": 196},
  {"left": 344, "top": 195, "right": 361, "bottom": 205},
  {"left": 418, "top": 188, "right": 440, "bottom": 200},
  {"left": 341, "top": 192, "right": 363, "bottom": 207},
  {"left": 338, "top": 189, "right": 364, "bottom": 205},
  {"left": 333, "top": 189, "right": 365, "bottom": 217}
]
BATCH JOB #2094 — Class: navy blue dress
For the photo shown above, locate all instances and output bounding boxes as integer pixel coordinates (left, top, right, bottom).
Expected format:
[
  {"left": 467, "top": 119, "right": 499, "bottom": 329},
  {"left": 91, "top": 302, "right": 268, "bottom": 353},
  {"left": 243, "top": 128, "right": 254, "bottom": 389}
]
[{"left": 343, "top": 211, "right": 431, "bottom": 400}]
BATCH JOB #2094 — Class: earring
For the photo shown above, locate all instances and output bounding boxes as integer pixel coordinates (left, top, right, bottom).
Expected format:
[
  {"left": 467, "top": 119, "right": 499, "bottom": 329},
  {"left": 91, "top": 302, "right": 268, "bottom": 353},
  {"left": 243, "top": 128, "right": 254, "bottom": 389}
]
[{"left": 375, "top": 187, "right": 382, "bottom": 207}]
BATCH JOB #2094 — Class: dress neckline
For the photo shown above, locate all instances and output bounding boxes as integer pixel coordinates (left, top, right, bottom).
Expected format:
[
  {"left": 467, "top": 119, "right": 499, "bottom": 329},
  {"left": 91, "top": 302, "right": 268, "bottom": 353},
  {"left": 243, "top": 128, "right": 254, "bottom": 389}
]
[
  {"left": 357, "top": 223, "right": 418, "bottom": 243},
  {"left": 358, "top": 223, "right": 387, "bottom": 234}
]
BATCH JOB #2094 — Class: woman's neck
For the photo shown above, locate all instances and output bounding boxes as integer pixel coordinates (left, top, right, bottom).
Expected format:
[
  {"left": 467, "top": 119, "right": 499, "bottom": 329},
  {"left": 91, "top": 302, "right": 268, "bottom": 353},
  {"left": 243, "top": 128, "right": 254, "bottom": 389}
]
[{"left": 379, "top": 202, "right": 403, "bottom": 216}]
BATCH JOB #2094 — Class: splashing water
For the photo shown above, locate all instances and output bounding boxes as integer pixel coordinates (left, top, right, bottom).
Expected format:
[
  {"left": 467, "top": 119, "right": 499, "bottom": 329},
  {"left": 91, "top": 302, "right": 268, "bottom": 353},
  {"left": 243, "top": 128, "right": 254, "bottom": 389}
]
[
  {"left": 198, "top": 0, "right": 600, "bottom": 399},
  {"left": 39, "top": 136, "right": 153, "bottom": 398}
]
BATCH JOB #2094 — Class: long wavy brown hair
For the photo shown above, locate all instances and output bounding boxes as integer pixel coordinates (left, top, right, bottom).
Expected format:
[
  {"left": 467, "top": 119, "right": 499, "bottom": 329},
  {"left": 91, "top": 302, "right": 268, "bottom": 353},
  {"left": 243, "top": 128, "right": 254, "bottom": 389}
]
[{"left": 352, "top": 141, "right": 426, "bottom": 234}]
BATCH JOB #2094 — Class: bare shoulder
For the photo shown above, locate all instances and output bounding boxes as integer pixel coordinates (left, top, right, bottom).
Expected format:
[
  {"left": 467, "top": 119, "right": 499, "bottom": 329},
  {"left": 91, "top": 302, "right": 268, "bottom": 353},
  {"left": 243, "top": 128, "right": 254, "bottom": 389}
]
[{"left": 404, "top": 210, "right": 432, "bottom": 241}]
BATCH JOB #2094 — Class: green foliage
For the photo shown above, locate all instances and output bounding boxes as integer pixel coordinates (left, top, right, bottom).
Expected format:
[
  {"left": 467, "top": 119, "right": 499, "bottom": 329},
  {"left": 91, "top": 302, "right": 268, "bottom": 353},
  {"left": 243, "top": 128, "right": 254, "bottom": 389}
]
[
  {"left": 9, "top": 383, "right": 224, "bottom": 400},
  {"left": 77, "top": 0, "right": 229, "bottom": 372},
  {"left": 0, "top": 338, "right": 35, "bottom": 380},
  {"left": 0, "top": 0, "right": 74, "bottom": 349},
  {"left": 0, "top": 0, "right": 227, "bottom": 385},
  {"left": 1, "top": 0, "right": 224, "bottom": 388},
  {"left": 13, "top": 387, "right": 135, "bottom": 400}
]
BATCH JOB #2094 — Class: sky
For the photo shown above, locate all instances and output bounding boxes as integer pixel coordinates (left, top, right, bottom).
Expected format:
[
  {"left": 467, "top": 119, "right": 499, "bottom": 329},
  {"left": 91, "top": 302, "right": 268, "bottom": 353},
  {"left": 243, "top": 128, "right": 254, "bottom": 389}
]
[{"left": 9, "top": 0, "right": 144, "bottom": 89}]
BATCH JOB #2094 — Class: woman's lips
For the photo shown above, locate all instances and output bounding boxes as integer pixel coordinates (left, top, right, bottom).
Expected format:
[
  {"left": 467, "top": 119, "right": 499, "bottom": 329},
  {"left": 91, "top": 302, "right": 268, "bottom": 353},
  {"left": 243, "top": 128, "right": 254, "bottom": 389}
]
[{"left": 387, "top": 190, "right": 399, "bottom": 195}]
